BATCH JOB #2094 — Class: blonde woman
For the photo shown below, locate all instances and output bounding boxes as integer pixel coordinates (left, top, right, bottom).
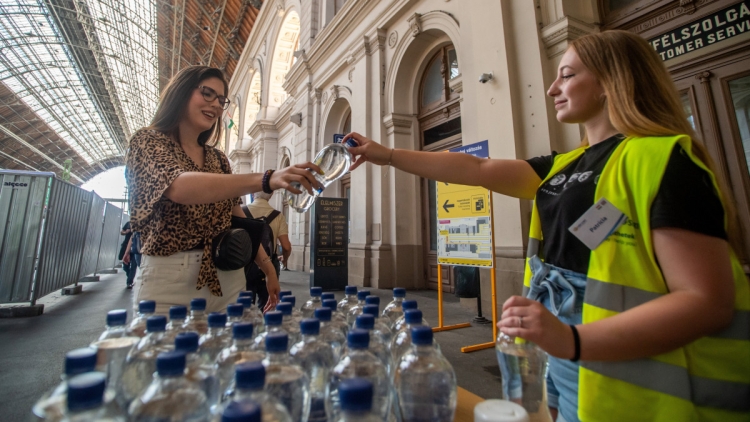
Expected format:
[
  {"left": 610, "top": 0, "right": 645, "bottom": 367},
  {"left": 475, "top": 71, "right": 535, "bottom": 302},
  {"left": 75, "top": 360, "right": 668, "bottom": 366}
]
[{"left": 344, "top": 31, "right": 749, "bottom": 422}]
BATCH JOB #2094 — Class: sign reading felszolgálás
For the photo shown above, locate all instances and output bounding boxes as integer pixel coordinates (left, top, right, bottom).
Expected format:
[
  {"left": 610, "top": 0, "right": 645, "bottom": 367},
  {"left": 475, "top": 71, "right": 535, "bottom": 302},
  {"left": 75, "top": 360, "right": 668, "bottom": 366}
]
[{"left": 649, "top": 0, "right": 750, "bottom": 61}]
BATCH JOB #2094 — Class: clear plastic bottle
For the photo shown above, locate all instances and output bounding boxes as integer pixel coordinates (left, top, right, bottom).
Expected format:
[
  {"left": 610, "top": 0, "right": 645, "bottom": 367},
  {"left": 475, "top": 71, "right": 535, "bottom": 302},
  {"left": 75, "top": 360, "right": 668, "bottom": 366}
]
[
  {"left": 276, "top": 302, "right": 301, "bottom": 345},
  {"left": 252, "top": 311, "right": 286, "bottom": 351},
  {"left": 126, "top": 300, "right": 156, "bottom": 338},
  {"left": 354, "top": 314, "right": 392, "bottom": 375},
  {"left": 301, "top": 287, "right": 324, "bottom": 319},
  {"left": 218, "top": 361, "right": 292, "bottom": 422},
  {"left": 395, "top": 326, "right": 457, "bottom": 422},
  {"left": 118, "top": 315, "right": 173, "bottom": 407},
  {"left": 290, "top": 319, "right": 336, "bottom": 422},
  {"left": 175, "top": 332, "right": 221, "bottom": 412},
  {"left": 329, "top": 329, "right": 391, "bottom": 421},
  {"left": 128, "top": 351, "right": 209, "bottom": 421},
  {"left": 90, "top": 314, "right": 139, "bottom": 406},
  {"left": 314, "top": 307, "right": 347, "bottom": 360},
  {"left": 346, "top": 291, "right": 371, "bottom": 327},
  {"left": 163, "top": 305, "right": 189, "bottom": 346},
  {"left": 392, "top": 301, "right": 428, "bottom": 334},
  {"left": 336, "top": 378, "right": 384, "bottom": 422},
  {"left": 184, "top": 298, "right": 209, "bottom": 335},
  {"left": 226, "top": 304, "right": 245, "bottom": 327},
  {"left": 280, "top": 296, "right": 304, "bottom": 322},
  {"left": 54, "top": 372, "right": 124, "bottom": 422},
  {"left": 216, "top": 322, "right": 265, "bottom": 397},
  {"left": 382, "top": 288, "right": 406, "bottom": 330},
  {"left": 338, "top": 286, "right": 358, "bottom": 314},
  {"left": 236, "top": 296, "right": 263, "bottom": 333},
  {"left": 495, "top": 333, "right": 548, "bottom": 420},
  {"left": 262, "top": 333, "right": 311, "bottom": 422},
  {"left": 323, "top": 299, "right": 349, "bottom": 326},
  {"left": 199, "top": 312, "right": 232, "bottom": 363},
  {"left": 284, "top": 139, "right": 359, "bottom": 213},
  {"left": 33, "top": 347, "right": 98, "bottom": 421},
  {"left": 391, "top": 310, "right": 425, "bottom": 365},
  {"left": 360, "top": 305, "right": 393, "bottom": 350},
  {"left": 219, "top": 400, "right": 262, "bottom": 422},
  {"left": 98, "top": 310, "right": 128, "bottom": 340}
]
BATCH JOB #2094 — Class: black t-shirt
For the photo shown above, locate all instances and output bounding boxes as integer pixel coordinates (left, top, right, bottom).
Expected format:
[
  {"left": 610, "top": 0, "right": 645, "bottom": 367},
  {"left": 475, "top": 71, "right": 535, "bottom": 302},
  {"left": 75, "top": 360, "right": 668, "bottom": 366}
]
[{"left": 526, "top": 134, "right": 726, "bottom": 274}]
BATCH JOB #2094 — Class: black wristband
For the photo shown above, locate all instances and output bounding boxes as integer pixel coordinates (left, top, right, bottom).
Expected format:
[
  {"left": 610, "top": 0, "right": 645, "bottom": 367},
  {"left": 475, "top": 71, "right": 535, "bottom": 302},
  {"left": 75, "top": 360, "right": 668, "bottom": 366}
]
[
  {"left": 262, "top": 169, "right": 275, "bottom": 194},
  {"left": 570, "top": 324, "right": 581, "bottom": 362}
]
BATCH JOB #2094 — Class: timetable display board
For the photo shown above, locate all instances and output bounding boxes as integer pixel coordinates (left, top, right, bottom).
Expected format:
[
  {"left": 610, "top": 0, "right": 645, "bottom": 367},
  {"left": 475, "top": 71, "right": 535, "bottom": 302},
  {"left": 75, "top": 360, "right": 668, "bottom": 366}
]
[{"left": 309, "top": 197, "right": 349, "bottom": 290}]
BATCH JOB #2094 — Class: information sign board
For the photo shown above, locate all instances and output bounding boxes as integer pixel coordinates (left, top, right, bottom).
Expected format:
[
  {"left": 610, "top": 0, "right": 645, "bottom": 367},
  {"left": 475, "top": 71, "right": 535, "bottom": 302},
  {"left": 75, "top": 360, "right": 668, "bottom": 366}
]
[{"left": 309, "top": 197, "right": 349, "bottom": 290}]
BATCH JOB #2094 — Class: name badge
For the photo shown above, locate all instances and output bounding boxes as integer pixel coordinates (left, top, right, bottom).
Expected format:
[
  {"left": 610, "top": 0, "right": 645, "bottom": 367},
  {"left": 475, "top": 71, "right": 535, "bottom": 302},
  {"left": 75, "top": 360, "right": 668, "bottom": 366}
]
[{"left": 569, "top": 198, "right": 627, "bottom": 250}]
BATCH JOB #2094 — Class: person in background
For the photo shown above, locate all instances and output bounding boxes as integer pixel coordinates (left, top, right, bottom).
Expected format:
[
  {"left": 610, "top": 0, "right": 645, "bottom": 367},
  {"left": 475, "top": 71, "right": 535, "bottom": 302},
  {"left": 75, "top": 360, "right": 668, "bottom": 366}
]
[
  {"left": 122, "top": 231, "right": 142, "bottom": 290},
  {"left": 119, "top": 221, "right": 133, "bottom": 288}
]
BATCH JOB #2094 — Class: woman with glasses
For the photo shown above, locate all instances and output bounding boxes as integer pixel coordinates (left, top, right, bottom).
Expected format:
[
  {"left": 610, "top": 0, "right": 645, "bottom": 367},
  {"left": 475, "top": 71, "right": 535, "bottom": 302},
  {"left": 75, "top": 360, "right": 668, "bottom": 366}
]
[{"left": 126, "top": 66, "right": 321, "bottom": 315}]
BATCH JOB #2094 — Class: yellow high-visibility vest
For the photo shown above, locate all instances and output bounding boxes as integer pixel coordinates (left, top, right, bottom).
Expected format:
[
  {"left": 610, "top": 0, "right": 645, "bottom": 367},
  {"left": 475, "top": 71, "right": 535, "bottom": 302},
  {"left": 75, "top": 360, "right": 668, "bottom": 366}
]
[{"left": 524, "top": 135, "right": 750, "bottom": 421}]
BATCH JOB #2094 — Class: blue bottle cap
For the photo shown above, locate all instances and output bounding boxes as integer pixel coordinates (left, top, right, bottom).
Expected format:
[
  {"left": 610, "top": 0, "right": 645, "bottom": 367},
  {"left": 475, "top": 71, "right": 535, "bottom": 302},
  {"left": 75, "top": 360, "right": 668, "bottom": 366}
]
[
  {"left": 227, "top": 304, "right": 244, "bottom": 317},
  {"left": 280, "top": 295, "right": 296, "bottom": 307},
  {"left": 169, "top": 305, "right": 187, "bottom": 320},
  {"left": 365, "top": 296, "right": 380, "bottom": 306},
  {"left": 321, "top": 293, "right": 335, "bottom": 301},
  {"left": 190, "top": 298, "right": 207, "bottom": 311},
  {"left": 146, "top": 315, "right": 167, "bottom": 332},
  {"left": 106, "top": 309, "right": 127, "bottom": 327},
  {"left": 221, "top": 400, "right": 261, "bottom": 422},
  {"left": 279, "top": 290, "right": 292, "bottom": 298},
  {"left": 64, "top": 347, "right": 97, "bottom": 376},
  {"left": 356, "top": 290, "right": 371, "bottom": 301},
  {"left": 66, "top": 372, "right": 106, "bottom": 412},
  {"left": 238, "top": 290, "right": 254, "bottom": 297},
  {"left": 138, "top": 300, "right": 156, "bottom": 314},
  {"left": 265, "top": 332, "right": 288, "bottom": 353},
  {"left": 355, "top": 314, "right": 375, "bottom": 330},
  {"left": 404, "top": 309, "right": 423, "bottom": 324},
  {"left": 264, "top": 311, "right": 283, "bottom": 326},
  {"left": 339, "top": 378, "right": 373, "bottom": 412},
  {"left": 174, "top": 332, "right": 199, "bottom": 353},
  {"left": 345, "top": 286, "right": 357, "bottom": 295},
  {"left": 237, "top": 296, "right": 253, "bottom": 308},
  {"left": 156, "top": 351, "right": 186, "bottom": 377},
  {"left": 233, "top": 322, "right": 254, "bottom": 340},
  {"left": 401, "top": 300, "right": 418, "bottom": 311},
  {"left": 208, "top": 312, "right": 228, "bottom": 327},
  {"left": 393, "top": 288, "right": 406, "bottom": 298},
  {"left": 310, "top": 287, "right": 323, "bottom": 297},
  {"left": 344, "top": 138, "right": 359, "bottom": 149},
  {"left": 275, "top": 302, "right": 292, "bottom": 316},
  {"left": 235, "top": 361, "right": 265, "bottom": 390},
  {"left": 314, "top": 307, "right": 332, "bottom": 322},
  {"left": 322, "top": 299, "right": 338, "bottom": 310},
  {"left": 347, "top": 329, "right": 370, "bottom": 349},
  {"left": 362, "top": 305, "right": 379, "bottom": 317},
  {"left": 411, "top": 325, "right": 433, "bottom": 346},
  {"left": 300, "top": 318, "right": 320, "bottom": 335}
]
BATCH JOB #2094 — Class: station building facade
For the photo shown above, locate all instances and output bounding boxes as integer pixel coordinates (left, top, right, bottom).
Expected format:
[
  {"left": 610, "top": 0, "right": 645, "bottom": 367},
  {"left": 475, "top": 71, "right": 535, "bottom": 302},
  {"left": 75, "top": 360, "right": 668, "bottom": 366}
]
[{"left": 225, "top": 0, "right": 750, "bottom": 314}]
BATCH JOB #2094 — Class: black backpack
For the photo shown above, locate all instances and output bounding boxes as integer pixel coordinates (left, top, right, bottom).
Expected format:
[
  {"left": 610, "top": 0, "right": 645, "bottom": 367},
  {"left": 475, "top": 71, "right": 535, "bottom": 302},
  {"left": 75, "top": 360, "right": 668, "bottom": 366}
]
[{"left": 242, "top": 205, "right": 281, "bottom": 283}]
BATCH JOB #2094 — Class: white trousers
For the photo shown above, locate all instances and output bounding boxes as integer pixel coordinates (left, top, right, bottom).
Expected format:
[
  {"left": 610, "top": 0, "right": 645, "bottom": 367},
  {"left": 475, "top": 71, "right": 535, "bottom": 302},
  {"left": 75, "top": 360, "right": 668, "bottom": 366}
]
[{"left": 133, "top": 251, "right": 245, "bottom": 315}]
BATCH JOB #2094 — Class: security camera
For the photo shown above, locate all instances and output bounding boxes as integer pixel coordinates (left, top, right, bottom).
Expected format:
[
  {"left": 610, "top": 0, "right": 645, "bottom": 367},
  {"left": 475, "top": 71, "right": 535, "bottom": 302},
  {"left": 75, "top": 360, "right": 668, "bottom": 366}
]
[{"left": 478, "top": 72, "right": 493, "bottom": 84}]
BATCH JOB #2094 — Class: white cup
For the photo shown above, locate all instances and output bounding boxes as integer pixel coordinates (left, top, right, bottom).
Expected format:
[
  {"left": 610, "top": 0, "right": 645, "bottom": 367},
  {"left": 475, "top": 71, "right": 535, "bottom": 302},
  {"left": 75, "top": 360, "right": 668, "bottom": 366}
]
[{"left": 475, "top": 399, "right": 530, "bottom": 422}]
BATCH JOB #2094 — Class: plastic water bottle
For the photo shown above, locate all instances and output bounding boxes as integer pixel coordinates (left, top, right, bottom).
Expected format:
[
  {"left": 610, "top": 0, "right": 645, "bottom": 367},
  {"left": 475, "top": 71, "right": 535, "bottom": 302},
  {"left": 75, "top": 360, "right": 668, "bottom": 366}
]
[
  {"left": 219, "top": 400, "right": 262, "bottom": 422},
  {"left": 174, "top": 332, "right": 220, "bottom": 411},
  {"left": 323, "top": 299, "right": 349, "bottom": 326},
  {"left": 276, "top": 303, "right": 301, "bottom": 344},
  {"left": 184, "top": 298, "right": 210, "bottom": 335},
  {"left": 199, "top": 312, "right": 232, "bottom": 362},
  {"left": 252, "top": 311, "right": 286, "bottom": 351},
  {"left": 236, "top": 296, "right": 263, "bottom": 333},
  {"left": 163, "top": 305, "right": 189, "bottom": 346},
  {"left": 219, "top": 362, "right": 292, "bottom": 422},
  {"left": 337, "top": 378, "right": 384, "bottom": 422},
  {"left": 119, "top": 315, "right": 173, "bottom": 406},
  {"left": 391, "top": 310, "right": 425, "bottom": 365},
  {"left": 262, "top": 333, "right": 311, "bottom": 422},
  {"left": 284, "top": 138, "right": 359, "bottom": 213},
  {"left": 98, "top": 310, "right": 128, "bottom": 340},
  {"left": 338, "top": 286, "right": 358, "bottom": 314},
  {"left": 55, "top": 372, "right": 124, "bottom": 421},
  {"left": 361, "top": 305, "right": 393, "bottom": 348},
  {"left": 279, "top": 290, "right": 292, "bottom": 300},
  {"left": 395, "top": 326, "right": 457, "bottom": 422},
  {"left": 216, "top": 323, "right": 265, "bottom": 396},
  {"left": 314, "top": 307, "right": 347, "bottom": 360},
  {"left": 227, "top": 304, "right": 245, "bottom": 327},
  {"left": 126, "top": 301, "right": 156, "bottom": 338},
  {"left": 280, "top": 296, "right": 304, "bottom": 322},
  {"left": 354, "top": 315, "right": 392, "bottom": 375},
  {"left": 33, "top": 347, "right": 99, "bottom": 421},
  {"left": 392, "top": 301, "right": 428, "bottom": 334},
  {"left": 321, "top": 292, "right": 336, "bottom": 302},
  {"left": 382, "top": 288, "right": 406, "bottom": 329},
  {"left": 495, "top": 333, "right": 548, "bottom": 420},
  {"left": 301, "top": 287, "right": 324, "bottom": 318},
  {"left": 290, "top": 319, "right": 336, "bottom": 422},
  {"left": 129, "top": 351, "right": 210, "bottom": 421},
  {"left": 329, "top": 329, "right": 391, "bottom": 421},
  {"left": 346, "top": 291, "right": 371, "bottom": 326}
]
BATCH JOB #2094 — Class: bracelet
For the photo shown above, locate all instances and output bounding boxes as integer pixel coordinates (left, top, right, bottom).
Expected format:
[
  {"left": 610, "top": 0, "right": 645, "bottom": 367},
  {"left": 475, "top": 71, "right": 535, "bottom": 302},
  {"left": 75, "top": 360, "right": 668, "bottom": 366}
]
[
  {"left": 383, "top": 148, "right": 395, "bottom": 179},
  {"left": 570, "top": 324, "right": 581, "bottom": 362},
  {"left": 387, "top": 148, "right": 394, "bottom": 166},
  {"left": 262, "top": 169, "right": 275, "bottom": 194}
]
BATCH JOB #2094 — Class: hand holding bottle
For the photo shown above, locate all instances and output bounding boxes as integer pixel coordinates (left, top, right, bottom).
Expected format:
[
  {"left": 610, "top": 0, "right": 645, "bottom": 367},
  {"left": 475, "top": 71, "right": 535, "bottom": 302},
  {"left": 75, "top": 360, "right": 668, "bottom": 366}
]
[
  {"left": 342, "top": 132, "right": 393, "bottom": 171},
  {"left": 269, "top": 161, "right": 324, "bottom": 194},
  {"left": 498, "top": 295, "right": 576, "bottom": 359}
]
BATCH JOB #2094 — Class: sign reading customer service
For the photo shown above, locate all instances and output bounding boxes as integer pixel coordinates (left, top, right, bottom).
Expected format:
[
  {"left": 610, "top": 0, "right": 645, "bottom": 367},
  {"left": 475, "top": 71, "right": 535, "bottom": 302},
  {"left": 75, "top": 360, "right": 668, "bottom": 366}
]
[{"left": 649, "top": 1, "right": 750, "bottom": 61}]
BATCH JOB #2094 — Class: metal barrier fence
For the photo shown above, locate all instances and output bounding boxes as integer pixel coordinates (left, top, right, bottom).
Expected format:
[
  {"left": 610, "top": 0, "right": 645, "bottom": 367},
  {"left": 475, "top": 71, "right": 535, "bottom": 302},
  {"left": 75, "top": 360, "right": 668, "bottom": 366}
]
[{"left": 0, "top": 170, "right": 125, "bottom": 305}]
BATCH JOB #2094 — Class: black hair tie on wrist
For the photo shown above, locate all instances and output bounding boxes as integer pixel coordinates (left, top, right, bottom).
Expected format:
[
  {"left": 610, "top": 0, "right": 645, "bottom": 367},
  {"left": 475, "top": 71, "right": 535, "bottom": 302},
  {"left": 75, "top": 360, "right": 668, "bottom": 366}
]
[
  {"left": 570, "top": 324, "right": 581, "bottom": 362},
  {"left": 262, "top": 169, "right": 275, "bottom": 194}
]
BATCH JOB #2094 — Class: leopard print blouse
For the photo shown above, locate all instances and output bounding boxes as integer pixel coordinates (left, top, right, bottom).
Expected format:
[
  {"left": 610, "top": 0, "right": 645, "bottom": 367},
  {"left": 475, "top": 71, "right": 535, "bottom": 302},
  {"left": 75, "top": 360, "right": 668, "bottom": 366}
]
[{"left": 126, "top": 129, "right": 240, "bottom": 296}]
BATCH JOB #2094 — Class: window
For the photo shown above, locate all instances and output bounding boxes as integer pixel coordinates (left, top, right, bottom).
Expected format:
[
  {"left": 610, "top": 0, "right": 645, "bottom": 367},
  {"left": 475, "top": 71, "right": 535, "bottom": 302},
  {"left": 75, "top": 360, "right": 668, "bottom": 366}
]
[
  {"left": 419, "top": 46, "right": 459, "bottom": 113},
  {"left": 728, "top": 75, "right": 750, "bottom": 178}
]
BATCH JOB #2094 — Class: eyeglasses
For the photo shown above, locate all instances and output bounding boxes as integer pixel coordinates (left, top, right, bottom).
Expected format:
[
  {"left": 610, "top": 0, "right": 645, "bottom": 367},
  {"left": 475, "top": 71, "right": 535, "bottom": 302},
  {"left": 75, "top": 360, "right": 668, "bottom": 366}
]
[{"left": 197, "top": 85, "right": 230, "bottom": 110}]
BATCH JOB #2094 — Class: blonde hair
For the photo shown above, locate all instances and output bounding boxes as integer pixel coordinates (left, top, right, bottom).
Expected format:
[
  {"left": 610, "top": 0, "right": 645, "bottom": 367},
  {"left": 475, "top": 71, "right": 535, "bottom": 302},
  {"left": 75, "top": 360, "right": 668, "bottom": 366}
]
[{"left": 569, "top": 30, "right": 740, "bottom": 252}]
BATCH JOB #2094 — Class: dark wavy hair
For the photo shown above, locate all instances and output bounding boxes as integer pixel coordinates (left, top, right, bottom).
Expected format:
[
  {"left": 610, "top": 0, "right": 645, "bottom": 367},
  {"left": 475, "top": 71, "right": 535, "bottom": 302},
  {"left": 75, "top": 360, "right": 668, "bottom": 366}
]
[{"left": 148, "top": 66, "right": 228, "bottom": 147}]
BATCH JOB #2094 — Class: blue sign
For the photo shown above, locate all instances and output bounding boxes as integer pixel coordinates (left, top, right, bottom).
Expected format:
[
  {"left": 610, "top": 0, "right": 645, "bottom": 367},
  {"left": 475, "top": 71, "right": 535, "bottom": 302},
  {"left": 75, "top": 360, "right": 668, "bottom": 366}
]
[
  {"left": 449, "top": 140, "right": 489, "bottom": 158},
  {"left": 333, "top": 134, "right": 345, "bottom": 144}
]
